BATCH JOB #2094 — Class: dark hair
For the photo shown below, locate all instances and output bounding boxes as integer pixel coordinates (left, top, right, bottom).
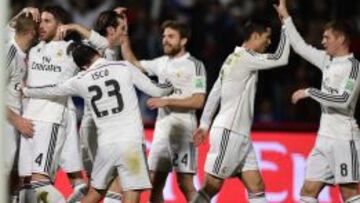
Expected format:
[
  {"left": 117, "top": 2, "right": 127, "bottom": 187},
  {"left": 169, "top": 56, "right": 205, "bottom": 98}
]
[
  {"left": 161, "top": 20, "right": 191, "bottom": 39},
  {"left": 42, "top": 5, "right": 72, "bottom": 24},
  {"left": 242, "top": 21, "right": 271, "bottom": 41},
  {"left": 324, "top": 21, "right": 354, "bottom": 45},
  {"left": 95, "top": 11, "right": 124, "bottom": 37},
  {"left": 14, "top": 13, "right": 38, "bottom": 35},
  {"left": 69, "top": 43, "right": 99, "bottom": 69}
]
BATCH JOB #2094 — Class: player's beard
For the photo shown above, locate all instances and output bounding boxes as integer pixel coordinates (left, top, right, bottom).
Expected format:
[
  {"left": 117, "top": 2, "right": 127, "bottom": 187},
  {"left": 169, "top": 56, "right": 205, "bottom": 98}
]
[{"left": 163, "top": 43, "right": 182, "bottom": 57}]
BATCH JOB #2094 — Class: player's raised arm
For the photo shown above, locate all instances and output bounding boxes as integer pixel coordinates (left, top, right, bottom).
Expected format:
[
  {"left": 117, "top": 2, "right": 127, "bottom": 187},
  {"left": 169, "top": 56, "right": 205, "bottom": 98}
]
[
  {"left": 275, "top": 0, "right": 327, "bottom": 70},
  {"left": 117, "top": 12, "right": 147, "bottom": 72},
  {"left": 247, "top": 27, "right": 290, "bottom": 69},
  {"left": 128, "top": 62, "right": 173, "bottom": 97}
]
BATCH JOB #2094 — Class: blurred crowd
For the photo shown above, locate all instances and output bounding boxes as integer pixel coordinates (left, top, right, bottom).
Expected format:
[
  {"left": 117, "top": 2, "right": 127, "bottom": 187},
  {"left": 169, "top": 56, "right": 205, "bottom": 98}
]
[{"left": 9, "top": 0, "right": 360, "bottom": 128}]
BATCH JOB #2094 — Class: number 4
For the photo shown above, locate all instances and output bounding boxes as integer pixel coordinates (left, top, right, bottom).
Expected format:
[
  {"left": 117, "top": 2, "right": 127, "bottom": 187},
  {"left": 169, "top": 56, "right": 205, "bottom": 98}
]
[{"left": 35, "top": 153, "right": 43, "bottom": 166}]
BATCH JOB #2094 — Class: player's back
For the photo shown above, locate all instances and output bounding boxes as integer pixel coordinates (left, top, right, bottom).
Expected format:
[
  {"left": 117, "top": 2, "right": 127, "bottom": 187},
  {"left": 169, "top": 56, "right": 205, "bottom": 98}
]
[
  {"left": 5, "top": 40, "right": 26, "bottom": 113},
  {"left": 212, "top": 50, "right": 258, "bottom": 136},
  {"left": 76, "top": 59, "right": 145, "bottom": 146}
]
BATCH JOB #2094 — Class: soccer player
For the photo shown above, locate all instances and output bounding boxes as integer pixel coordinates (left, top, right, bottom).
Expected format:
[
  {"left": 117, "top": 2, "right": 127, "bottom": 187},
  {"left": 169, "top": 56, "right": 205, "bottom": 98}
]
[
  {"left": 121, "top": 20, "right": 207, "bottom": 202},
  {"left": 4, "top": 8, "right": 38, "bottom": 202},
  {"left": 191, "top": 20, "right": 290, "bottom": 203},
  {"left": 20, "top": 5, "right": 82, "bottom": 202},
  {"left": 22, "top": 43, "right": 174, "bottom": 203},
  {"left": 275, "top": 0, "right": 360, "bottom": 202},
  {"left": 57, "top": 9, "right": 128, "bottom": 202},
  {"left": 5, "top": 7, "right": 38, "bottom": 175}
]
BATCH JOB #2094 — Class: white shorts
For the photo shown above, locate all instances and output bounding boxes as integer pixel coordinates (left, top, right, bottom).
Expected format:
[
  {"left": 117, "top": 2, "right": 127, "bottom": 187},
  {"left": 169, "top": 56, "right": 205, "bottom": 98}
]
[
  {"left": 30, "top": 120, "right": 66, "bottom": 180},
  {"left": 91, "top": 142, "right": 151, "bottom": 191},
  {"left": 306, "top": 136, "right": 360, "bottom": 184},
  {"left": 148, "top": 117, "right": 197, "bottom": 173},
  {"left": 59, "top": 109, "right": 83, "bottom": 172},
  {"left": 4, "top": 120, "right": 20, "bottom": 175},
  {"left": 18, "top": 136, "right": 32, "bottom": 177},
  {"left": 79, "top": 117, "right": 97, "bottom": 174},
  {"left": 205, "top": 128, "right": 259, "bottom": 179}
]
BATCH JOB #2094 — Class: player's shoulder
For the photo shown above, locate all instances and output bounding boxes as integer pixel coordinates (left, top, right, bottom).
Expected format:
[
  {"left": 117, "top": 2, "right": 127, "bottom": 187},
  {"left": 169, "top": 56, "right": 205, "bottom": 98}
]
[{"left": 6, "top": 41, "right": 17, "bottom": 56}]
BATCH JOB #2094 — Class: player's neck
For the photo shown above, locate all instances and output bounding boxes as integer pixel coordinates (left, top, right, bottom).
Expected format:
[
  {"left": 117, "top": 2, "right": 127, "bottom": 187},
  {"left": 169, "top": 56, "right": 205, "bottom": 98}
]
[
  {"left": 169, "top": 49, "right": 186, "bottom": 59},
  {"left": 88, "top": 55, "right": 101, "bottom": 69},
  {"left": 14, "top": 35, "right": 30, "bottom": 52},
  {"left": 242, "top": 42, "right": 257, "bottom": 52},
  {"left": 332, "top": 46, "right": 350, "bottom": 58}
]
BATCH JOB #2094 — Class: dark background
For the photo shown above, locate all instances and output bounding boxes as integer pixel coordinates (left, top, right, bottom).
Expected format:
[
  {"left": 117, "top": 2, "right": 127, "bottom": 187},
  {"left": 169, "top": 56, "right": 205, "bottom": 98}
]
[{"left": 10, "top": 0, "right": 360, "bottom": 130}]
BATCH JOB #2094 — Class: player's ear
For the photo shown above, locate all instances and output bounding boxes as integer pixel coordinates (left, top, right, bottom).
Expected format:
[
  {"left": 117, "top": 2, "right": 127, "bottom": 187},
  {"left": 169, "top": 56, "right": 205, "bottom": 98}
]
[
  {"left": 106, "top": 26, "right": 115, "bottom": 36},
  {"left": 338, "top": 35, "right": 346, "bottom": 45},
  {"left": 250, "top": 32, "right": 259, "bottom": 41},
  {"left": 180, "top": 38, "right": 187, "bottom": 47}
]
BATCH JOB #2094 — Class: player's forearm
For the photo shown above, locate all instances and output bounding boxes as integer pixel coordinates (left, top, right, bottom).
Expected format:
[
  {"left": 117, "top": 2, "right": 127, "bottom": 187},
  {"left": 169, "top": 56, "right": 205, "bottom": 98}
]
[
  {"left": 88, "top": 30, "right": 109, "bottom": 52},
  {"left": 283, "top": 17, "right": 326, "bottom": 69},
  {"left": 199, "top": 82, "right": 221, "bottom": 130},
  {"left": 306, "top": 88, "right": 351, "bottom": 109},
  {"left": 120, "top": 37, "right": 145, "bottom": 72},
  {"left": 266, "top": 28, "right": 290, "bottom": 67},
  {"left": 24, "top": 85, "right": 70, "bottom": 99},
  {"left": 71, "top": 24, "right": 91, "bottom": 39},
  {"left": 165, "top": 94, "right": 205, "bottom": 110},
  {"left": 6, "top": 107, "right": 21, "bottom": 126}
]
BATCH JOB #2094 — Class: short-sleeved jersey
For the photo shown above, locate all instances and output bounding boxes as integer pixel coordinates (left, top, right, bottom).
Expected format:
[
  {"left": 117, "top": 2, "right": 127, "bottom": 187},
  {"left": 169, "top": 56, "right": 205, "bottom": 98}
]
[
  {"left": 284, "top": 17, "right": 360, "bottom": 140},
  {"left": 140, "top": 53, "right": 206, "bottom": 122},
  {"left": 199, "top": 28, "right": 290, "bottom": 136},
  {"left": 5, "top": 39, "right": 27, "bottom": 112},
  {"left": 23, "top": 40, "right": 78, "bottom": 124},
  {"left": 24, "top": 59, "right": 173, "bottom": 146}
]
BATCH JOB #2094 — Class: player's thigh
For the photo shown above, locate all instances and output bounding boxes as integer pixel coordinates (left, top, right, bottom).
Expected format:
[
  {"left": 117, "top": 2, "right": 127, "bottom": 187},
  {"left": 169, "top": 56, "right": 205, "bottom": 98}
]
[
  {"left": 90, "top": 144, "right": 117, "bottom": 190},
  {"left": 305, "top": 137, "right": 334, "bottom": 184},
  {"left": 60, "top": 109, "right": 83, "bottom": 172},
  {"left": 148, "top": 137, "right": 172, "bottom": 172},
  {"left": 18, "top": 135, "right": 32, "bottom": 177},
  {"left": 4, "top": 121, "right": 19, "bottom": 174},
  {"left": 79, "top": 119, "right": 98, "bottom": 173},
  {"left": 117, "top": 141, "right": 152, "bottom": 192},
  {"left": 204, "top": 128, "right": 250, "bottom": 179},
  {"left": 170, "top": 140, "right": 198, "bottom": 174},
  {"left": 31, "top": 121, "right": 66, "bottom": 179},
  {"left": 332, "top": 139, "right": 360, "bottom": 184}
]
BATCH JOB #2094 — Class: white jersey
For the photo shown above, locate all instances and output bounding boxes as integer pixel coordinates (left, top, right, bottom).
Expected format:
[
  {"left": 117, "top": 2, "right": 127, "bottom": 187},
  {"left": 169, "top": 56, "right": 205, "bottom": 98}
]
[
  {"left": 140, "top": 53, "right": 206, "bottom": 123},
  {"left": 199, "top": 27, "right": 290, "bottom": 135},
  {"left": 24, "top": 58, "right": 173, "bottom": 146},
  {"left": 23, "top": 40, "right": 78, "bottom": 124},
  {"left": 82, "top": 30, "right": 118, "bottom": 122},
  {"left": 5, "top": 39, "right": 27, "bottom": 113},
  {"left": 284, "top": 17, "right": 360, "bottom": 140}
]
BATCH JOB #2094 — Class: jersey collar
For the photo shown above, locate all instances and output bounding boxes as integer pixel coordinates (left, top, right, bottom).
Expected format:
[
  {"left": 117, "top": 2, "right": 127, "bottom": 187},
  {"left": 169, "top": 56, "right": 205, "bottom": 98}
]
[
  {"left": 89, "top": 58, "right": 107, "bottom": 70},
  {"left": 168, "top": 52, "right": 190, "bottom": 61},
  {"left": 331, "top": 53, "right": 354, "bottom": 62},
  {"left": 234, "top": 46, "right": 245, "bottom": 53}
]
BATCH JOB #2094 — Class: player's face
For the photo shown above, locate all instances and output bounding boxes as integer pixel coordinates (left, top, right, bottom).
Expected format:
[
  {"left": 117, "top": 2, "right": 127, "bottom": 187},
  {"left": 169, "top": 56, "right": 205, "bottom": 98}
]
[
  {"left": 255, "top": 28, "right": 271, "bottom": 53},
  {"left": 162, "top": 28, "right": 185, "bottom": 56},
  {"left": 322, "top": 29, "right": 344, "bottom": 56},
  {"left": 39, "top": 12, "right": 59, "bottom": 42},
  {"left": 113, "top": 18, "right": 127, "bottom": 46}
]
